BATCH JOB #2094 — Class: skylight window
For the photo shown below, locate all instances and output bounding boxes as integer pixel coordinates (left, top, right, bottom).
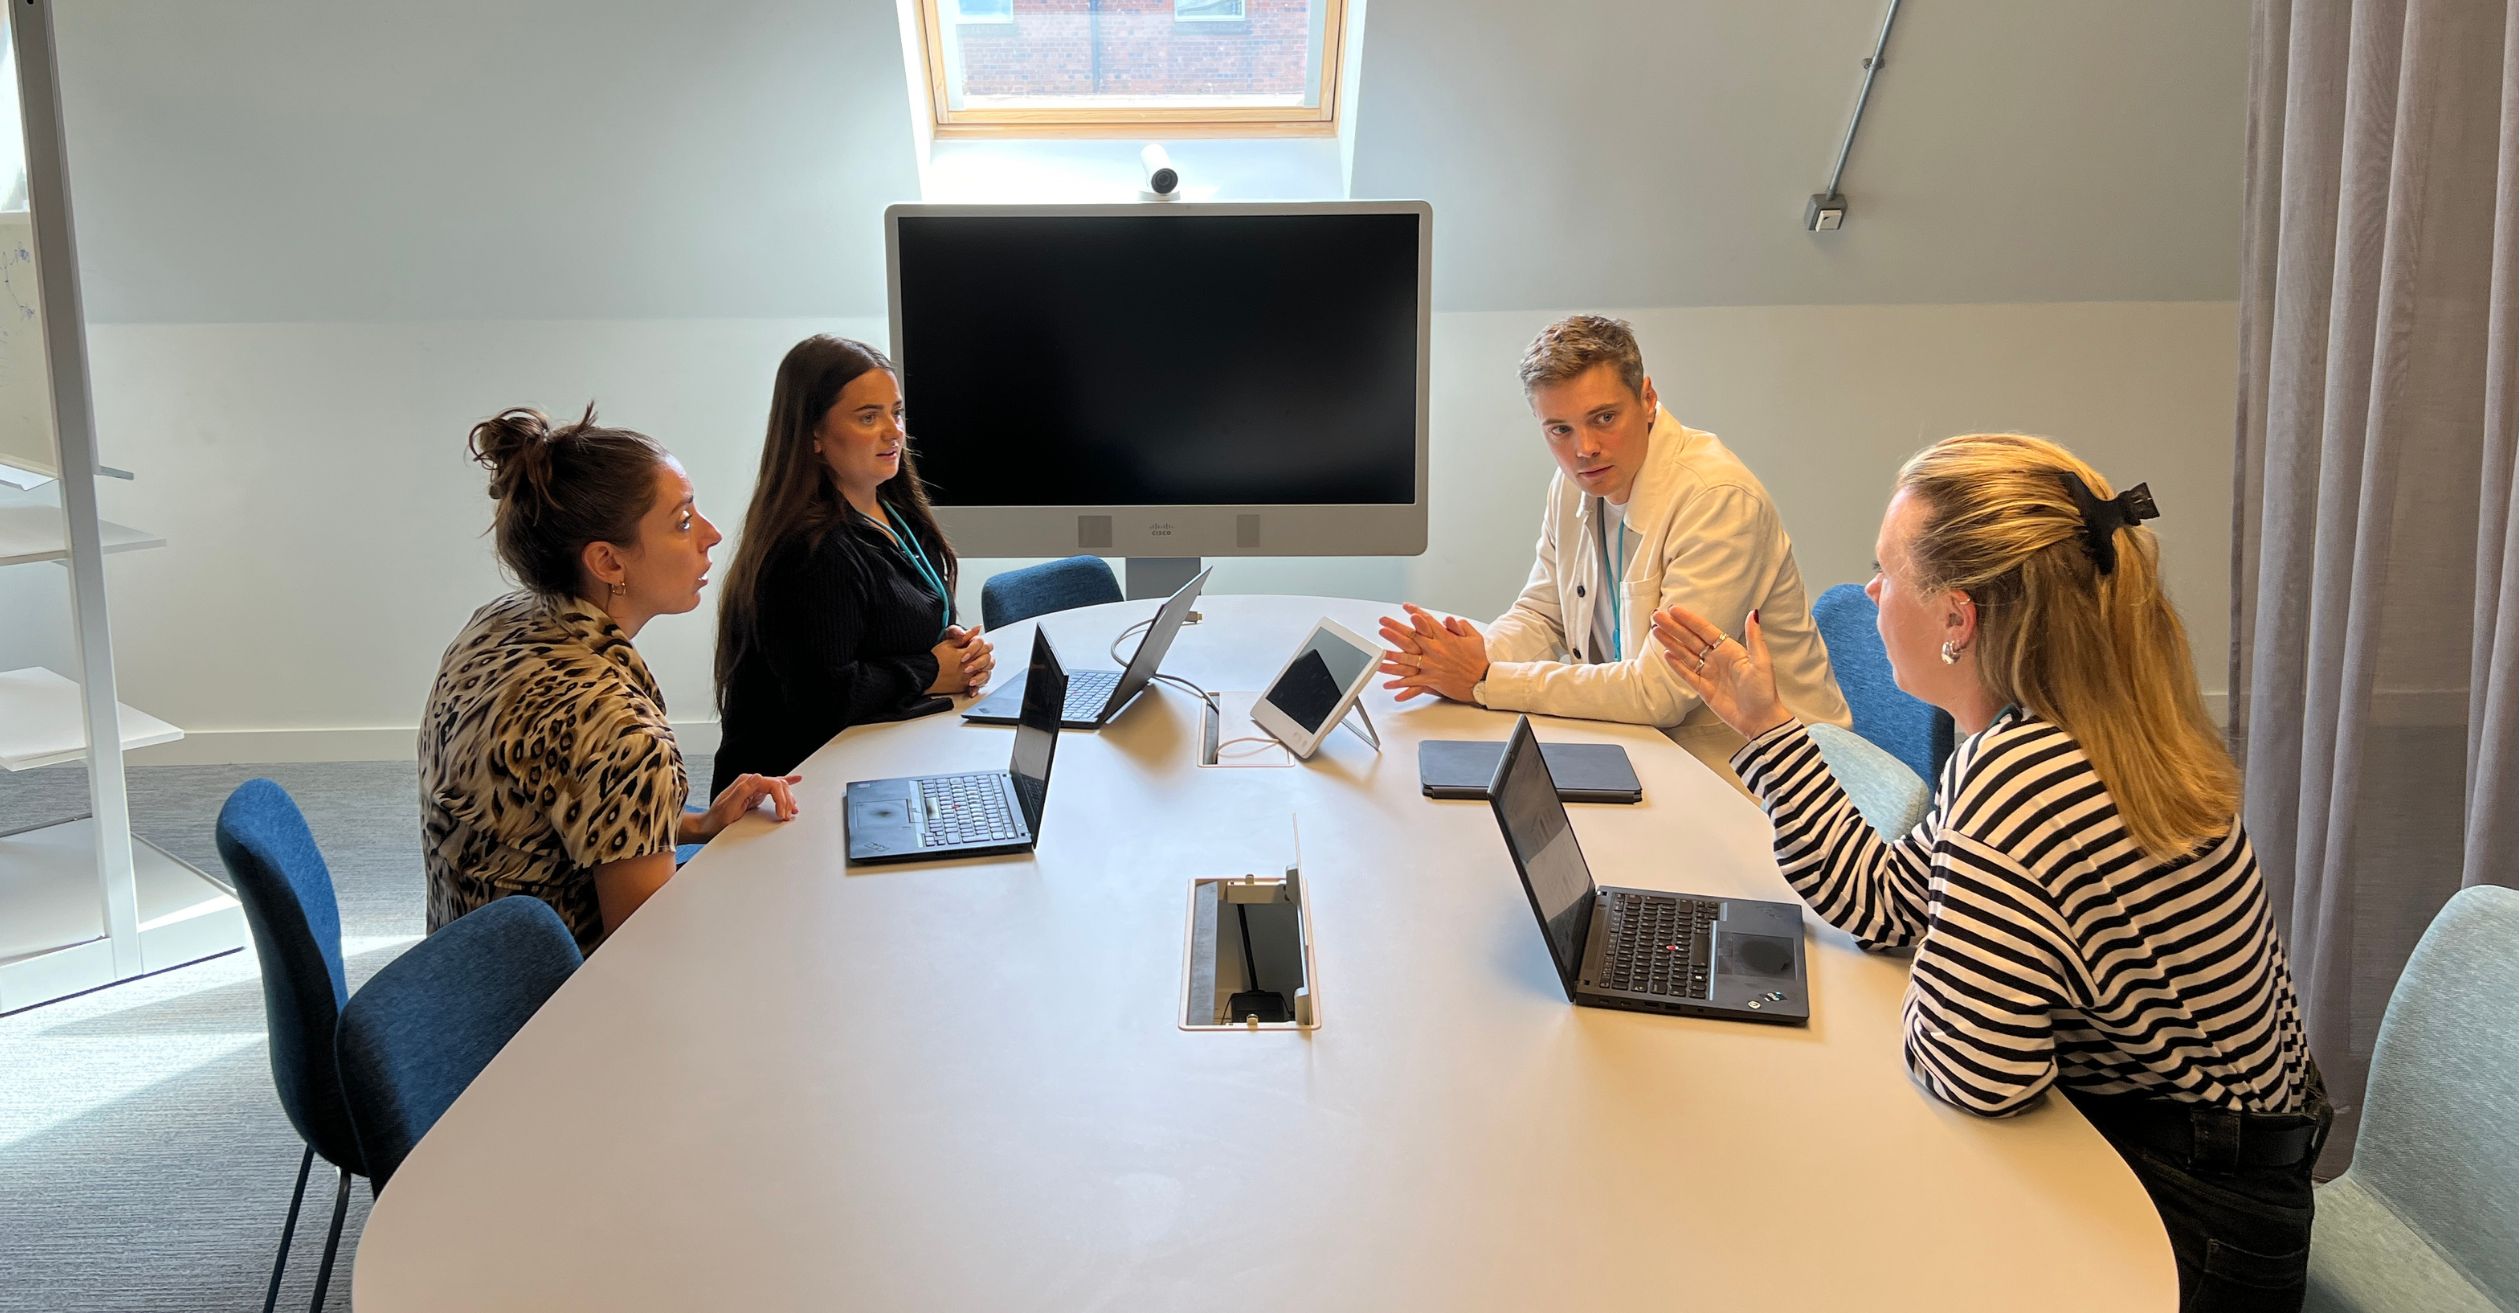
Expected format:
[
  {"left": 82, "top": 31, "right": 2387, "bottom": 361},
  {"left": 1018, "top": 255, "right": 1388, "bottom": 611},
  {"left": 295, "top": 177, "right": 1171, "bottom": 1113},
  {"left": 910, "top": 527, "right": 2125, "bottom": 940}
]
[{"left": 915, "top": 0, "right": 1346, "bottom": 137}]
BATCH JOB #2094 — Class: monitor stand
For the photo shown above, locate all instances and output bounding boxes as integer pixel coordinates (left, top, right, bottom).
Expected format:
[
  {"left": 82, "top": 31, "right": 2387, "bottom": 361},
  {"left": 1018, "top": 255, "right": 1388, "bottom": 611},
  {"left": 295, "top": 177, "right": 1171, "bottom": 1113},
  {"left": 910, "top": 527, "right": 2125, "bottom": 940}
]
[{"left": 1124, "top": 556, "right": 1201, "bottom": 602}]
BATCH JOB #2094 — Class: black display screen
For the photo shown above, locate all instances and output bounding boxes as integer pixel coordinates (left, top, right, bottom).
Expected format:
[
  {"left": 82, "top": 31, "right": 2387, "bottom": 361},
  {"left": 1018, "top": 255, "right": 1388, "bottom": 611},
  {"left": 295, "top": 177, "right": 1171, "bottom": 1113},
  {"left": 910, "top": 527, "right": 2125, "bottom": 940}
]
[
  {"left": 893, "top": 211, "right": 1421, "bottom": 507},
  {"left": 1492, "top": 723, "right": 1595, "bottom": 994},
  {"left": 1011, "top": 632, "right": 1066, "bottom": 828}
]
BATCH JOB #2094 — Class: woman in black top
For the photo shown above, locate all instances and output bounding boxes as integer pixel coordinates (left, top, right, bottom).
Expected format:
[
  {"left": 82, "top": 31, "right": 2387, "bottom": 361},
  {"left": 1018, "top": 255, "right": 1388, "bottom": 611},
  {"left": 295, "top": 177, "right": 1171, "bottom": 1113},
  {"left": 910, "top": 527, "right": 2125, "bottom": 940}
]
[{"left": 712, "top": 336, "right": 993, "bottom": 795}]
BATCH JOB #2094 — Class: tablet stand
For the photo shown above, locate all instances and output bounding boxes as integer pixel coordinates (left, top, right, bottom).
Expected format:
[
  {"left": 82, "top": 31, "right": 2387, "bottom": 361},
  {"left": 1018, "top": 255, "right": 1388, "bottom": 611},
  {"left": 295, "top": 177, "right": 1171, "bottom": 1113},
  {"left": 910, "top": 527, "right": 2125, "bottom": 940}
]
[{"left": 1341, "top": 700, "right": 1381, "bottom": 752}]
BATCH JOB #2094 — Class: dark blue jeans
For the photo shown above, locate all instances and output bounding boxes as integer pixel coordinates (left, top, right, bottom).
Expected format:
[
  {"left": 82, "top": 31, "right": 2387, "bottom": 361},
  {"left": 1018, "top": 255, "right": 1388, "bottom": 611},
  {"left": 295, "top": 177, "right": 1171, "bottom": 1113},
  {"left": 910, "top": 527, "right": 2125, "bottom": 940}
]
[{"left": 2065, "top": 1081, "right": 2330, "bottom": 1313}]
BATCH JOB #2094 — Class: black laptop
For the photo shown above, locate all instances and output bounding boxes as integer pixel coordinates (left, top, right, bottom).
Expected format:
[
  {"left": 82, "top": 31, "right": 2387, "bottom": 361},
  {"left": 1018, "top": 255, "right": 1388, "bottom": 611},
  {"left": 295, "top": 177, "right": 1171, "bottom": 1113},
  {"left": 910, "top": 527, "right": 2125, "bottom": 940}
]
[
  {"left": 846, "top": 629, "right": 1068, "bottom": 865},
  {"left": 1487, "top": 716, "right": 1810, "bottom": 1024},
  {"left": 963, "top": 568, "right": 1211, "bottom": 729}
]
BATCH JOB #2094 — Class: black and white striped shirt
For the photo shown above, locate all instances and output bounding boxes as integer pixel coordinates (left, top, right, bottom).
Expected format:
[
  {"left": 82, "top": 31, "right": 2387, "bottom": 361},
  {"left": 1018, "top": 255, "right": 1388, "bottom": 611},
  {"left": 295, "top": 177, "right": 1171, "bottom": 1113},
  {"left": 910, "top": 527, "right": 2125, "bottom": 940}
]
[{"left": 1732, "top": 709, "right": 2313, "bottom": 1117}]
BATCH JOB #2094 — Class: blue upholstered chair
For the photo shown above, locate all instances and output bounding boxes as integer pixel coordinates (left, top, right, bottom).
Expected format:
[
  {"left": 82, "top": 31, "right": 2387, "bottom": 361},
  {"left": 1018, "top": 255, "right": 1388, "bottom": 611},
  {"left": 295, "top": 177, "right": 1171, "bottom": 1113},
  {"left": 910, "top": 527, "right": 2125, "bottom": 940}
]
[
  {"left": 216, "top": 779, "right": 369, "bottom": 1313},
  {"left": 1804, "top": 722, "right": 1932, "bottom": 838},
  {"left": 981, "top": 555, "right": 1121, "bottom": 631},
  {"left": 1811, "top": 583, "right": 1955, "bottom": 784},
  {"left": 2303, "top": 885, "right": 2518, "bottom": 1313},
  {"left": 677, "top": 804, "right": 704, "bottom": 867},
  {"left": 335, "top": 896, "right": 582, "bottom": 1188}
]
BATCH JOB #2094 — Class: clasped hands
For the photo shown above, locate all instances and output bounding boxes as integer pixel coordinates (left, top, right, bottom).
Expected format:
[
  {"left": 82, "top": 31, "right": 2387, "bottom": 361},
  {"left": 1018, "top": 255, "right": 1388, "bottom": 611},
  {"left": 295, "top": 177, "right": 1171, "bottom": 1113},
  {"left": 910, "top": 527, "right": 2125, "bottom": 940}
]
[
  {"left": 929, "top": 624, "right": 995, "bottom": 695},
  {"left": 1376, "top": 603, "right": 1490, "bottom": 703}
]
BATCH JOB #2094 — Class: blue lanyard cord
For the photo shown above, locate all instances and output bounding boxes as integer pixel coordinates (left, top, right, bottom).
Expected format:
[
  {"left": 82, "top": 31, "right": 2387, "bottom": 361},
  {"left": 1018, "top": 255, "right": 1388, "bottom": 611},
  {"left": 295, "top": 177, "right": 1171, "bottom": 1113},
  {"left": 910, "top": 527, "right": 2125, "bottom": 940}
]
[
  {"left": 1610, "top": 518, "right": 1628, "bottom": 661},
  {"left": 880, "top": 506, "right": 952, "bottom": 639},
  {"left": 1598, "top": 505, "right": 1629, "bottom": 661}
]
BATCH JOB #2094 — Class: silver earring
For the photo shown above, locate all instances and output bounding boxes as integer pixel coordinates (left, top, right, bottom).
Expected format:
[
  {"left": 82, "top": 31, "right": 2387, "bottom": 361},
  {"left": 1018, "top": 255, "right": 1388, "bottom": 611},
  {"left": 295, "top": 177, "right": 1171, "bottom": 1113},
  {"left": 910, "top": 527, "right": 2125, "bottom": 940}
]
[{"left": 1940, "top": 640, "right": 1962, "bottom": 665}]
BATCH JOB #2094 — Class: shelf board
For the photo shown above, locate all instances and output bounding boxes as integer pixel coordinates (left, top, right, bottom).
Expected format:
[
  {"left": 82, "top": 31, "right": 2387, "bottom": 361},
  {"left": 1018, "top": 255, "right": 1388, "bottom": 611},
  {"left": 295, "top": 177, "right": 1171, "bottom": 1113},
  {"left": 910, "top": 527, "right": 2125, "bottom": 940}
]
[
  {"left": 0, "top": 667, "right": 185, "bottom": 771},
  {"left": 0, "top": 502, "right": 163, "bottom": 567},
  {"left": 0, "top": 817, "right": 245, "bottom": 1013}
]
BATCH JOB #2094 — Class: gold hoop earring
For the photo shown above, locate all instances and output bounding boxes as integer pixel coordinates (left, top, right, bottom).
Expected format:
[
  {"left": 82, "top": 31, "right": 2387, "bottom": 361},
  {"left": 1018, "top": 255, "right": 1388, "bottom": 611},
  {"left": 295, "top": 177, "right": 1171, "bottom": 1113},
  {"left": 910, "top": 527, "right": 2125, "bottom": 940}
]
[{"left": 610, "top": 581, "right": 626, "bottom": 601}]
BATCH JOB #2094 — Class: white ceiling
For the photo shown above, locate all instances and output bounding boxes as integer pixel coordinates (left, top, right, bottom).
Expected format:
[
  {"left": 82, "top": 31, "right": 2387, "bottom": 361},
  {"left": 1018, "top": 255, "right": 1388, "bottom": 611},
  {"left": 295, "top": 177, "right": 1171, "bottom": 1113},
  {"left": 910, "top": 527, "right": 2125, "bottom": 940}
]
[{"left": 50, "top": 0, "right": 2249, "bottom": 323}]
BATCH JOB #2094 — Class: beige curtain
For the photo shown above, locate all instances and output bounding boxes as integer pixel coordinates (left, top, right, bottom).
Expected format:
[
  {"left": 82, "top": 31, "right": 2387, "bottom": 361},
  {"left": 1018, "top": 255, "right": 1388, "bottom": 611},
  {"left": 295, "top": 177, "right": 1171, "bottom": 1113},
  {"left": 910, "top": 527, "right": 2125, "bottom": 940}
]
[{"left": 2233, "top": 0, "right": 2519, "bottom": 1171}]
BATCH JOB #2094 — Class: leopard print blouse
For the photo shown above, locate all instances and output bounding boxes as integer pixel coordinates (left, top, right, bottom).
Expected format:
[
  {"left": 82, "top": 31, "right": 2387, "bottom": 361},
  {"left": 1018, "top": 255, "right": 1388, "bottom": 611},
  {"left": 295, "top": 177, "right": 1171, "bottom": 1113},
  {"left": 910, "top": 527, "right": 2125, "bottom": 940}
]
[{"left": 419, "top": 593, "right": 687, "bottom": 953}]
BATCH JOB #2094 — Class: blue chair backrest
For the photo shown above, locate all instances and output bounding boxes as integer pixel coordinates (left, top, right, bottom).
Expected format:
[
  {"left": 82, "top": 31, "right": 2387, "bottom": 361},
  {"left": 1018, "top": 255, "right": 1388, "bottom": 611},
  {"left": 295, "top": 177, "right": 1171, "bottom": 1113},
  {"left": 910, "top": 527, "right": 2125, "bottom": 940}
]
[
  {"left": 1811, "top": 583, "right": 1954, "bottom": 783},
  {"left": 335, "top": 895, "right": 583, "bottom": 1187},
  {"left": 981, "top": 556, "right": 1121, "bottom": 631},
  {"left": 2350, "top": 884, "right": 2518, "bottom": 1308},
  {"left": 1804, "top": 722, "right": 1932, "bottom": 839},
  {"left": 215, "top": 778, "right": 364, "bottom": 1174}
]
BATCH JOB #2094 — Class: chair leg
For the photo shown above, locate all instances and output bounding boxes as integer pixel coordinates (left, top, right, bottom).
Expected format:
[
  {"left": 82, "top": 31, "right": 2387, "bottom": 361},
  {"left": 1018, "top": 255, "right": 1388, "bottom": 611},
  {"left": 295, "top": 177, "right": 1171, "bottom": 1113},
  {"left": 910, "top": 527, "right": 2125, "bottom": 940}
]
[
  {"left": 263, "top": 1145, "right": 315, "bottom": 1313},
  {"left": 307, "top": 1164, "right": 351, "bottom": 1313}
]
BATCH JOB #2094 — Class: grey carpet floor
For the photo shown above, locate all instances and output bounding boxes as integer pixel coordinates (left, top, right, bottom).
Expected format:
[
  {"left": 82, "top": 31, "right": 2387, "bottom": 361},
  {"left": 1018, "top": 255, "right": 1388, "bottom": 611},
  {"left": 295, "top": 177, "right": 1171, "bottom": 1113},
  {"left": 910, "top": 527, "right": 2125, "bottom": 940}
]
[{"left": 0, "top": 755, "right": 711, "bottom": 1312}]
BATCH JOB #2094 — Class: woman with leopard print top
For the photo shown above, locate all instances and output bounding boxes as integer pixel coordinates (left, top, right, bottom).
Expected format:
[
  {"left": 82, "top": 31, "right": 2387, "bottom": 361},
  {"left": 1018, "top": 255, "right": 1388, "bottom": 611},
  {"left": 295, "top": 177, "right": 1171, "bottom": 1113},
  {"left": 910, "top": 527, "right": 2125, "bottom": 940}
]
[{"left": 421, "top": 405, "right": 802, "bottom": 953}]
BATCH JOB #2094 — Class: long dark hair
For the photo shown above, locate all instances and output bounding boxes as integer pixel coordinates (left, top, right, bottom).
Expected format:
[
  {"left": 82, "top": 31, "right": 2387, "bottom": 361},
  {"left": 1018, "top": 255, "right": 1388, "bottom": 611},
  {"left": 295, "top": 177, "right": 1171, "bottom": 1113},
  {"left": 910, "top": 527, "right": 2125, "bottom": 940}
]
[
  {"left": 714, "top": 335, "right": 958, "bottom": 714},
  {"left": 467, "top": 403, "right": 669, "bottom": 599}
]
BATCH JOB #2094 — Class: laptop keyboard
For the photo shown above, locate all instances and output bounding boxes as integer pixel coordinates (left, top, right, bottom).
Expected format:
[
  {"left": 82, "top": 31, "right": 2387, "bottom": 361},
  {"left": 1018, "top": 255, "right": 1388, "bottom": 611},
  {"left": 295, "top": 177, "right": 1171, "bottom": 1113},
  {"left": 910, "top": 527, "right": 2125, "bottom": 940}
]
[
  {"left": 1063, "top": 669, "right": 1121, "bottom": 719},
  {"left": 1602, "top": 893, "right": 1721, "bottom": 999},
  {"left": 915, "top": 773, "right": 1023, "bottom": 847}
]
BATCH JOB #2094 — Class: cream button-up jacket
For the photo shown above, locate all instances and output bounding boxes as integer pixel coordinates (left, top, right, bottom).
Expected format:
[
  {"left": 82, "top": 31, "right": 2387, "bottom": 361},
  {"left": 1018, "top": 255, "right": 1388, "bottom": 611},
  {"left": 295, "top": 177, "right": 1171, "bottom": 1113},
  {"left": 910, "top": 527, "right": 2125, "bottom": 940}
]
[{"left": 1472, "top": 406, "right": 1854, "bottom": 744}]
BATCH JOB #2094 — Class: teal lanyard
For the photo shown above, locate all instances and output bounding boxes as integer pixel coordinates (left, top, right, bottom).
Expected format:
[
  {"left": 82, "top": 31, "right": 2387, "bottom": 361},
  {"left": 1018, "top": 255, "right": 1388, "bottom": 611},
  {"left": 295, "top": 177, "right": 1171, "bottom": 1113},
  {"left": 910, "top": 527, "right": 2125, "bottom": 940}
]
[
  {"left": 1596, "top": 504, "right": 1629, "bottom": 660},
  {"left": 880, "top": 507, "right": 952, "bottom": 640}
]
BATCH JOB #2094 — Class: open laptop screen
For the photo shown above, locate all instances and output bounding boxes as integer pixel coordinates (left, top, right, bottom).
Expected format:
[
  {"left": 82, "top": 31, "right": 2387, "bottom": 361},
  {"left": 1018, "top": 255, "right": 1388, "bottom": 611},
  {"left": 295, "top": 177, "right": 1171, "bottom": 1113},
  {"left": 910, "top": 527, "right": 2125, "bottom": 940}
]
[
  {"left": 1109, "top": 567, "right": 1210, "bottom": 711},
  {"left": 1010, "top": 631, "right": 1067, "bottom": 830},
  {"left": 1491, "top": 718, "right": 1596, "bottom": 995}
]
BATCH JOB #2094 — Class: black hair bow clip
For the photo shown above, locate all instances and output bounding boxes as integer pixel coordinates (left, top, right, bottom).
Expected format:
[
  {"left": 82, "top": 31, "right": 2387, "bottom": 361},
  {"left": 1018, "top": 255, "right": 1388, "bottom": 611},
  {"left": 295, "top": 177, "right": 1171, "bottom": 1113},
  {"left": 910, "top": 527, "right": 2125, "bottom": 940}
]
[{"left": 2059, "top": 473, "right": 2158, "bottom": 576}]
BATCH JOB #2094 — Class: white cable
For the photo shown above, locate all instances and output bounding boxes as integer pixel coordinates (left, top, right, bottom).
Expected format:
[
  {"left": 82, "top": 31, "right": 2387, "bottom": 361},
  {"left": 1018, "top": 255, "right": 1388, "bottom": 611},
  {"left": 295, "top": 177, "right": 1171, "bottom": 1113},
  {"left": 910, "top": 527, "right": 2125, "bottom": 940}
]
[
  {"left": 1108, "top": 617, "right": 1157, "bottom": 667},
  {"left": 1151, "top": 671, "right": 1215, "bottom": 709}
]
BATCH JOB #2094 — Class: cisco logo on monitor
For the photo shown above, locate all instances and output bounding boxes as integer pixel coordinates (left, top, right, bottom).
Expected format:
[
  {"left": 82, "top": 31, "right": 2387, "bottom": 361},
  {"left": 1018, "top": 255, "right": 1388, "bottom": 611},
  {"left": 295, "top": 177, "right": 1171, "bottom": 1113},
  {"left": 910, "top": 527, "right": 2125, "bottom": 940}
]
[{"left": 1147, "top": 522, "right": 1175, "bottom": 538}]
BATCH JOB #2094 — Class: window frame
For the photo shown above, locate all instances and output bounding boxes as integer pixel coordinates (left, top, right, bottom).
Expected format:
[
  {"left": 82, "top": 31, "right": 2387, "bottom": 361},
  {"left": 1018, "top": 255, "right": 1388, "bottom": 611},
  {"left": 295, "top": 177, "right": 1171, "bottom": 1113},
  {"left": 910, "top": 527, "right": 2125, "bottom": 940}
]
[{"left": 913, "top": 0, "right": 1346, "bottom": 139}]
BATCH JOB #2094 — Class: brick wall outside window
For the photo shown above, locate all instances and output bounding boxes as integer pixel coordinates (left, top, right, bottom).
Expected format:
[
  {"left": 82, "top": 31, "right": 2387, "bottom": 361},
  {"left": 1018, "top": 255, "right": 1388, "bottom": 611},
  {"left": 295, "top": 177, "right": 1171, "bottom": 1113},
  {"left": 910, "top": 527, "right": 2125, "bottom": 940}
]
[{"left": 957, "top": 0, "right": 1312, "bottom": 100}]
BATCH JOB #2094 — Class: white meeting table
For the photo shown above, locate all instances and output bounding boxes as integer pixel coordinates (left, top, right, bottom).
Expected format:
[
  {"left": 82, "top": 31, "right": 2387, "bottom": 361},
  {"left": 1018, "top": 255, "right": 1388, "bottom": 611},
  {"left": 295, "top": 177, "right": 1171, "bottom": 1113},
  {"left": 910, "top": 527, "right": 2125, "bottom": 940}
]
[{"left": 355, "top": 594, "right": 2175, "bottom": 1312}]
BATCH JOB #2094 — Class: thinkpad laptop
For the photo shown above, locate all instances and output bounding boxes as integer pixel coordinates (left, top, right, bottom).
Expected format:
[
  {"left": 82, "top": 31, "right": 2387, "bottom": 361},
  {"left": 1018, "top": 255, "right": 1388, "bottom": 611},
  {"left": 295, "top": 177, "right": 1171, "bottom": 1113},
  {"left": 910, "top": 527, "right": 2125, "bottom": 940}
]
[
  {"left": 847, "top": 629, "right": 1067, "bottom": 865},
  {"left": 963, "top": 568, "right": 1211, "bottom": 730},
  {"left": 1487, "top": 715, "right": 1810, "bottom": 1024}
]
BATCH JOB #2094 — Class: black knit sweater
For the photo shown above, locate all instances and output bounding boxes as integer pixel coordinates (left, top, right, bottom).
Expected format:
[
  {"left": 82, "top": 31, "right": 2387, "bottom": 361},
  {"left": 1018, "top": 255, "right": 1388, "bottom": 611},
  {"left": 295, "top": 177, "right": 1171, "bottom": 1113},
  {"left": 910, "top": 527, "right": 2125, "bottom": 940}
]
[{"left": 712, "top": 512, "right": 955, "bottom": 796}]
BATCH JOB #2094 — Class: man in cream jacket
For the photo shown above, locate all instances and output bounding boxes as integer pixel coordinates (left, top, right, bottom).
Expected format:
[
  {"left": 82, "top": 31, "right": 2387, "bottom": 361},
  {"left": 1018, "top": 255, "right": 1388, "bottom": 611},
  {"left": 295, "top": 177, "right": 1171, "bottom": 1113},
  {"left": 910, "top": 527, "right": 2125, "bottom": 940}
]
[{"left": 1378, "top": 315, "right": 1850, "bottom": 742}]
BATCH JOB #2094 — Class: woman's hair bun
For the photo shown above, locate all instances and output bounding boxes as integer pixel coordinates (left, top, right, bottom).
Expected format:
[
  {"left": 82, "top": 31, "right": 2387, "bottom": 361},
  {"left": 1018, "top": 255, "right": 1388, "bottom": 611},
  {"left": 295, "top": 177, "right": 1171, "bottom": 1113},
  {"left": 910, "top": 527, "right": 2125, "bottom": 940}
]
[{"left": 469, "top": 405, "right": 581, "bottom": 510}]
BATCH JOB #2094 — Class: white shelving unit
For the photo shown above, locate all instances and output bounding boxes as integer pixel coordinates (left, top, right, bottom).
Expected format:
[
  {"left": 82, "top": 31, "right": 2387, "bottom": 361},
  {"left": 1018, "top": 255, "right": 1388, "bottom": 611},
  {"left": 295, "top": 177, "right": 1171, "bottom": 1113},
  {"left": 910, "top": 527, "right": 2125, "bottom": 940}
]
[
  {"left": 0, "top": 1, "right": 244, "bottom": 1013},
  {"left": 0, "top": 667, "right": 184, "bottom": 771},
  {"left": 0, "top": 502, "right": 162, "bottom": 568}
]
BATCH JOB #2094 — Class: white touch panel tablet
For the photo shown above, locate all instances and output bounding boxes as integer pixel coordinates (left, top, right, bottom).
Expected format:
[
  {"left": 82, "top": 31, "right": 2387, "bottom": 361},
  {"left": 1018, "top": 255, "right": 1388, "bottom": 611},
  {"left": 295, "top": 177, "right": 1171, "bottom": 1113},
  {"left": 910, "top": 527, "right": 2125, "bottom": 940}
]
[{"left": 1249, "top": 619, "right": 1381, "bottom": 760}]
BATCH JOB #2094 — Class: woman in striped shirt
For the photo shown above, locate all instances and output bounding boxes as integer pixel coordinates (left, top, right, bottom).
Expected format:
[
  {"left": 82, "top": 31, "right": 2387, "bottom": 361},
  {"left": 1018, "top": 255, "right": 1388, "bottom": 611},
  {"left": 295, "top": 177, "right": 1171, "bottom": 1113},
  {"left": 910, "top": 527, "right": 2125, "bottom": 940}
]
[{"left": 1652, "top": 433, "right": 2324, "bottom": 1313}]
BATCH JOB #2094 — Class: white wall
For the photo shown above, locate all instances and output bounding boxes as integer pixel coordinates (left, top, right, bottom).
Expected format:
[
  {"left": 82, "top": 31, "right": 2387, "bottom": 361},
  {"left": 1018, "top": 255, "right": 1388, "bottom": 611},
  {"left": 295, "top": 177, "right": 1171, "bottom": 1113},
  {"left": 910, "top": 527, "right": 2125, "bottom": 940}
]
[
  {"left": 79, "top": 299, "right": 2233, "bottom": 762},
  {"left": 1351, "top": 0, "right": 2250, "bottom": 310},
  {"left": 52, "top": 0, "right": 924, "bottom": 324}
]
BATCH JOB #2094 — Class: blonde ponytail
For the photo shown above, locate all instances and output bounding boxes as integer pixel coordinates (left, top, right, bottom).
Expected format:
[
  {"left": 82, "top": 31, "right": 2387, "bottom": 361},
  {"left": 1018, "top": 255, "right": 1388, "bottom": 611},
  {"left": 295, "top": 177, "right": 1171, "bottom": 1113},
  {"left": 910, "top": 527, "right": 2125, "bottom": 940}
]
[{"left": 1897, "top": 434, "right": 2237, "bottom": 859}]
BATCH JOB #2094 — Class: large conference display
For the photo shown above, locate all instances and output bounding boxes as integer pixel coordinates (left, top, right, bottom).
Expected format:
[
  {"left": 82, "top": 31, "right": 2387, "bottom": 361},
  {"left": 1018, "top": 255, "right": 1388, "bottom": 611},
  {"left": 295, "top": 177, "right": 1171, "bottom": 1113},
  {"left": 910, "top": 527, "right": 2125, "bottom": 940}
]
[{"left": 885, "top": 201, "right": 1432, "bottom": 561}]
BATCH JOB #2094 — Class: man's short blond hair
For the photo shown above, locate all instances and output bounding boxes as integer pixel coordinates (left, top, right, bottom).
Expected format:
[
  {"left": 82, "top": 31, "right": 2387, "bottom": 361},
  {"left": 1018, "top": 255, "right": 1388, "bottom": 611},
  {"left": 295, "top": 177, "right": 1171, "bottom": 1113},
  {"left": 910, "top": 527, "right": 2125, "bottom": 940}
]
[{"left": 1518, "top": 314, "right": 1645, "bottom": 395}]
